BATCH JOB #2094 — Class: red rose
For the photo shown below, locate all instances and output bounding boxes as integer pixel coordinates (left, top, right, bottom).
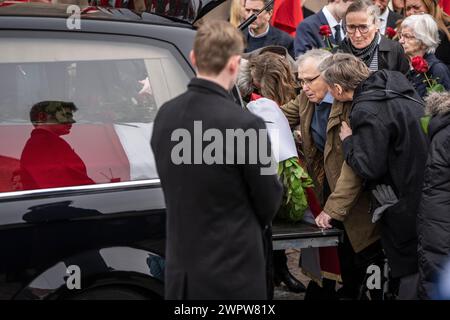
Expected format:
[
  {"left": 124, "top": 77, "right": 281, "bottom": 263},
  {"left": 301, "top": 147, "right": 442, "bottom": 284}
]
[
  {"left": 385, "top": 27, "right": 396, "bottom": 39},
  {"left": 411, "top": 56, "right": 429, "bottom": 73},
  {"left": 319, "top": 25, "right": 332, "bottom": 37}
]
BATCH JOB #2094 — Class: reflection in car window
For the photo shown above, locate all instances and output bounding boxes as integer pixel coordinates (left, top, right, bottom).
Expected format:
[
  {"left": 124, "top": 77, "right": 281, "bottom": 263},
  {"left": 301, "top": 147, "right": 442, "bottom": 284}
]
[
  {"left": 20, "top": 101, "right": 95, "bottom": 190},
  {"left": 0, "top": 39, "right": 190, "bottom": 192}
]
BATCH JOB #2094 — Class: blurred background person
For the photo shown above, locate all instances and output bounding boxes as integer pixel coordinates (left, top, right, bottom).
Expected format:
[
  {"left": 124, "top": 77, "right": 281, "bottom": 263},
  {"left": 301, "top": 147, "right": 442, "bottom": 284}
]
[
  {"left": 243, "top": 0, "right": 295, "bottom": 57},
  {"left": 392, "top": 0, "right": 406, "bottom": 13},
  {"left": 417, "top": 92, "right": 450, "bottom": 300},
  {"left": 372, "top": 0, "right": 403, "bottom": 35},
  {"left": 404, "top": 0, "right": 450, "bottom": 66},
  {"left": 399, "top": 14, "right": 450, "bottom": 97},
  {"left": 230, "top": 0, "right": 246, "bottom": 27},
  {"left": 337, "top": 0, "right": 409, "bottom": 73}
]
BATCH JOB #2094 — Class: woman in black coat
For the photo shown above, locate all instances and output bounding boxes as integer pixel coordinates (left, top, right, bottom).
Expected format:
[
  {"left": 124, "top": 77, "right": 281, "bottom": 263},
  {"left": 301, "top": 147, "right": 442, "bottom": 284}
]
[
  {"left": 319, "top": 53, "right": 429, "bottom": 299},
  {"left": 336, "top": 0, "right": 409, "bottom": 73},
  {"left": 418, "top": 92, "right": 450, "bottom": 300}
]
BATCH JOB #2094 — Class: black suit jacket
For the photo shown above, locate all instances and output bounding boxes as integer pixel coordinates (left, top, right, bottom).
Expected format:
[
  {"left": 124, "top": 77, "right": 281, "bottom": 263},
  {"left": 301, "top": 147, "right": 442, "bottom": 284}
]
[
  {"left": 294, "top": 9, "right": 341, "bottom": 58},
  {"left": 386, "top": 9, "right": 402, "bottom": 30},
  {"left": 244, "top": 26, "right": 295, "bottom": 58},
  {"left": 151, "top": 78, "right": 283, "bottom": 299}
]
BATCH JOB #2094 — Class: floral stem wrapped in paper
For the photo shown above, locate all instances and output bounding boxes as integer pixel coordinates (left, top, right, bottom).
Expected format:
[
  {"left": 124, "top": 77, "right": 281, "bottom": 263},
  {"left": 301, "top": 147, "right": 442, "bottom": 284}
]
[{"left": 247, "top": 97, "right": 313, "bottom": 223}]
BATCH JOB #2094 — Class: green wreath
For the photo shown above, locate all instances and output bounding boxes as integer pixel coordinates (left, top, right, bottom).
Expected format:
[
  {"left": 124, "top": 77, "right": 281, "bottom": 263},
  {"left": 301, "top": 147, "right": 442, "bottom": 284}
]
[{"left": 277, "top": 157, "right": 314, "bottom": 223}]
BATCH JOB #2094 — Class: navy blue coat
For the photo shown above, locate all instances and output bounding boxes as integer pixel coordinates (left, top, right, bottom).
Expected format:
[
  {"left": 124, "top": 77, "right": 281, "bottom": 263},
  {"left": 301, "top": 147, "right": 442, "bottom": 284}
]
[
  {"left": 244, "top": 26, "right": 294, "bottom": 58},
  {"left": 294, "top": 9, "right": 340, "bottom": 58},
  {"left": 407, "top": 53, "right": 450, "bottom": 98}
]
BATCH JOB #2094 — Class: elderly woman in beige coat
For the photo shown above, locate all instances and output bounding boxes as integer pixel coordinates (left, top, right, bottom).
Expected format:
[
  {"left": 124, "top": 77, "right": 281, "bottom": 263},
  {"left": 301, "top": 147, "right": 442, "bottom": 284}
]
[{"left": 281, "top": 49, "right": 383, "bottom": 299}]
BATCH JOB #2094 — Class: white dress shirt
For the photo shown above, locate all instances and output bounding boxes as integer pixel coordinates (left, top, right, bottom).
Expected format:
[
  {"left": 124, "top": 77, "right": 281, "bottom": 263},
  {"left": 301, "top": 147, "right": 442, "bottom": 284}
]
[
  {"left": 379, "top": 8, "right": 390, "bottom": 35},
  {"left": 322, "top": 6, "right": 345, "bottom": 40}
]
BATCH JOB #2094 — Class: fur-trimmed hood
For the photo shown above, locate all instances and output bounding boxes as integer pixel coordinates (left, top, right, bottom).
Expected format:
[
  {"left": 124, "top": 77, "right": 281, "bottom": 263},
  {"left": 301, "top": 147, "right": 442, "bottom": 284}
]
[
  {"left": 425, "top": 91, "right": 450, "bottom": 139},
  {"left": 425, "top": 92, "right": 450, "bottom": 116}
]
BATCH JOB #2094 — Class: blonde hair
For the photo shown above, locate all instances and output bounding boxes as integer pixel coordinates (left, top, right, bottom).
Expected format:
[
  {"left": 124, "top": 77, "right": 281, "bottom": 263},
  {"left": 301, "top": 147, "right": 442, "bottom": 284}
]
[
  {"left": 193, "top": 20, "right": 245, "bottom": 75},
  {"left": 230, "top": 0, "right": 244, "bottom": 27},
  {"left": 319, "top": 53, "right": 370, "bottom": 91},
  {"left": 249, "top": 52, "right": 298, "bottom": 106}
]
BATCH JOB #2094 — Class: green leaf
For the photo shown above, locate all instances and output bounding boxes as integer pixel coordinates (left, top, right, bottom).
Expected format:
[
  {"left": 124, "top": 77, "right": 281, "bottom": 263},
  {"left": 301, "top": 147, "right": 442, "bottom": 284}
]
[{"left": 420, "top": 115, "right": 431, "bottom": 135}]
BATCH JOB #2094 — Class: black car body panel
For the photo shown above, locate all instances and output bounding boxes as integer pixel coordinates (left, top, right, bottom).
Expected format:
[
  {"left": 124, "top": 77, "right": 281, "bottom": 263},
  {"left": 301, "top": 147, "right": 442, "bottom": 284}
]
[{"left": 0, "top": 5, "right": 197, "bottom": 299}]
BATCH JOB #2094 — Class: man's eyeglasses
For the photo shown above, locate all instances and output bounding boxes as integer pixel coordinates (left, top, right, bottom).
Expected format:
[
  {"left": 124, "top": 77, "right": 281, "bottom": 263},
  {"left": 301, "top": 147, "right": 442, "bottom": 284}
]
[
  {"left": 345, "top": 24, "right": 371, "bottom": 34},
  {"left": 298, "top": 74, "right": 320, "bottom": 87}
]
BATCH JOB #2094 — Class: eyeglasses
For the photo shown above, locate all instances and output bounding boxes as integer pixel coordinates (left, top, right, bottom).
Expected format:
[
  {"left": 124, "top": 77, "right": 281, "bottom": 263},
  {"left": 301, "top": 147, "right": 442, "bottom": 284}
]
[
  {"left": 298, "top": 74, "right": 320, "bottom": 87},
  {"left": 399, "top": 33, "right": 417, "bottom": 41},
  {"left": 344, "top": 24, "right": 372, "bottom": 34}
]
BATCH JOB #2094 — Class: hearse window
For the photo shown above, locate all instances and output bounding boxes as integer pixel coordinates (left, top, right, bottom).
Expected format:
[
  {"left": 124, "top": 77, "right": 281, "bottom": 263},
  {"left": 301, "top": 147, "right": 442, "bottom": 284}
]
[{"left": 0, "top": 38, "right": 190, "bottom": 192}]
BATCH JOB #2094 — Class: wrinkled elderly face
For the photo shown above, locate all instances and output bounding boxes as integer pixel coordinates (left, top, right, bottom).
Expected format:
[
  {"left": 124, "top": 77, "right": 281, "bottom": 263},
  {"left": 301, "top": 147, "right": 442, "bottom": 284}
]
[
  {"left": 345, "top": 10, "right": 379, "bottom": 49},
  {"left": 399, "top": 26, "right": 427, "bottom": 57},
  {"left": 297, "top": 59, "right": 329, "bottom": 103},
  {"left": 373, "top": 0, "right": 389, "bottom": 13},
  {"left": 244, "top": 0, "right": 272, "bottom": 35},
  {"left": 405, "top": 0, "right": 429, "bottom": 16}
]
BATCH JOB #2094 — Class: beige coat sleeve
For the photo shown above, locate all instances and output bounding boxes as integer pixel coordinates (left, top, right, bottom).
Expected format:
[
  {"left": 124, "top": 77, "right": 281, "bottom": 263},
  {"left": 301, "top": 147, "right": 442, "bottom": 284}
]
[
  {"left": 280, "top": 95, "right": 301, "bottom": 128},
  {"left": 323, "top": 161, "right": 363, "bottom": 222}
]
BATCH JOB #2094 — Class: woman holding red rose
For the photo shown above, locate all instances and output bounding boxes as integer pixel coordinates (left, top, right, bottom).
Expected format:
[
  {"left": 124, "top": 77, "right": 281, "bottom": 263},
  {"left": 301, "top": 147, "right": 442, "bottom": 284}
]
[
  {"left": 399, "top": 14, "right": 450, "bottom": 97},
  {"left": 404, "top": 0, "right": 450, "bottom": 66}
]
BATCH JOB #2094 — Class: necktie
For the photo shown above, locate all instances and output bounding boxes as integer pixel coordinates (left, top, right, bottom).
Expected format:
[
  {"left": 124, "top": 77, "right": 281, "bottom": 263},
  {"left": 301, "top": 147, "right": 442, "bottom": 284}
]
[{"left": 334, "top": 24, "right": 342, "bottom": 44}]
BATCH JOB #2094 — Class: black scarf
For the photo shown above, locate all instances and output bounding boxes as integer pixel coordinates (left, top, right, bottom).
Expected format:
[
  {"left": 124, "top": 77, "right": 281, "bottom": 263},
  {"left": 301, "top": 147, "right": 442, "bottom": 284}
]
[{"left": 341, "top": 33, "right": 380, "bottom": 67}]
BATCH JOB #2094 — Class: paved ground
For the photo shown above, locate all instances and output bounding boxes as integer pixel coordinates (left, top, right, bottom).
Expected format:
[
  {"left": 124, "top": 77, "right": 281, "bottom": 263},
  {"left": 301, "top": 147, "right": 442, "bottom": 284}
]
[{"left": 274, "top": 249, "right": 310, "bottom": 300}]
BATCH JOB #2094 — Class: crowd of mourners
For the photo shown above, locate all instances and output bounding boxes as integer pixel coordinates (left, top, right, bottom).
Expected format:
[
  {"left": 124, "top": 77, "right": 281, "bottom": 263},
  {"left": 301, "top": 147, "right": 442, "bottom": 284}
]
[
  {"left": 151, "top": 0, "right": 450, "bottom": 301},
  {"left": 230, "top": 0, "right": 450, "bottom": 300}
]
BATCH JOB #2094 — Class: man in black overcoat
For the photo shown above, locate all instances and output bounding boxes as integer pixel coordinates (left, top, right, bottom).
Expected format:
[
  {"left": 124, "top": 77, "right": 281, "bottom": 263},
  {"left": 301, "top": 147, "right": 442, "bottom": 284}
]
[{"left": 151, "top": 20, "right": 283, "bottom": 300}]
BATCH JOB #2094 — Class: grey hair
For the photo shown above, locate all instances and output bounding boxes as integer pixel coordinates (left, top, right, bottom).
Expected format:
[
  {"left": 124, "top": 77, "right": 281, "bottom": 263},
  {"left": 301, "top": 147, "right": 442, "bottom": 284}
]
[
  {"left": 296, "top": 49, "right": 332, "bottom": 70},
  {"left": 401, "top": 14, "right": 441, "bottom": 54},
  {"left": 345, "top": 0, "right": 381, "bottom": 26},
  {"left": 425, "top": 91, "right": 450, "bottom": 115},
  {"left": 237, "top": 59, "right": 253, "bottom": 98},
  {"left": 319, "top": 53, "right": 370, "bottom": 91}
]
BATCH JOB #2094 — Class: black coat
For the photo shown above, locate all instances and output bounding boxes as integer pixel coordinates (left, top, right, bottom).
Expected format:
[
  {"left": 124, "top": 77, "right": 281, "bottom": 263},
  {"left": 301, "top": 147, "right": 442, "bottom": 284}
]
[
  {"left": 386, "top": 9, "right": 402, "bottom": 30},
  {"left": 244, "top": 25, "right": 295, "bottom": 58},
  {"left": 337, "top": 35, "right": 410, "bottom": 74},
  {"left": 418, "top": 100, "right": 450, "bottom": 299},
  {"left": 342, "top": 70, "right": 428, "bottom": 278},
  {"left": 436, "top": 29, "right": 450, "bottom": 68},
  {"left": 151, "top": 78, "right": 283, "bottom": 299}
]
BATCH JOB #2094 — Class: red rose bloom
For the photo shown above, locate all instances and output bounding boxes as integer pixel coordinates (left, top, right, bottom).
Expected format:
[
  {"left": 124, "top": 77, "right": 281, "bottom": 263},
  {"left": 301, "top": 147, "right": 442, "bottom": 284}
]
[
  {"left": 319, "top": 25, "right": 332, "bottom": 37},
  {"left": 411, "top": 56, "right": 429, "bottom": 73},
  {"left": 385, "top": 27, "right": 396, "bottom": 39}
]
